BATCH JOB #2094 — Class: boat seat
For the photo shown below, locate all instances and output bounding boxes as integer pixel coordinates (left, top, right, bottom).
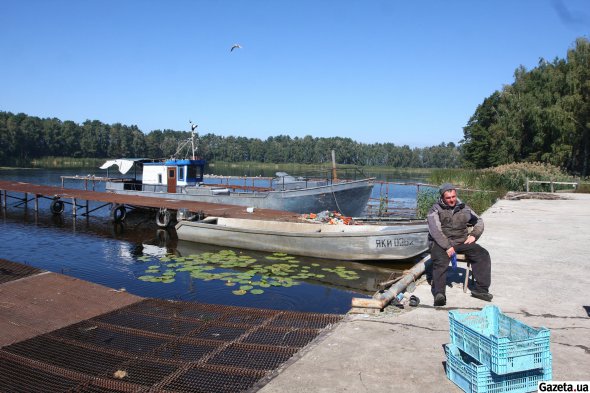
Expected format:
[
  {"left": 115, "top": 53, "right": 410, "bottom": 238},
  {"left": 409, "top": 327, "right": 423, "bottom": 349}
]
[{"left": 453, "top": 254, "right": 472, "bottom": 293}]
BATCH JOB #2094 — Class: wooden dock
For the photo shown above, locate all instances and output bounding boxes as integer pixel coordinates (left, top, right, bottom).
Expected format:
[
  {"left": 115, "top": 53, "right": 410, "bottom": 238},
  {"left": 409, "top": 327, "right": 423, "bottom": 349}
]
[{"left": 0, "top": 180, "right": 299, "bottom": 223}]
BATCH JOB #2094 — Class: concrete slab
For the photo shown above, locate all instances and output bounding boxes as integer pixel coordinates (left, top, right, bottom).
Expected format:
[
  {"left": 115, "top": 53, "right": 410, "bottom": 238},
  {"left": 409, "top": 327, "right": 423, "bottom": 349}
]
[
  {"left": 260, "top": 193, "right": 590, "bottom": 392},
  {"left": 0, "top": 272, "right": 142, "bottom": 347}
]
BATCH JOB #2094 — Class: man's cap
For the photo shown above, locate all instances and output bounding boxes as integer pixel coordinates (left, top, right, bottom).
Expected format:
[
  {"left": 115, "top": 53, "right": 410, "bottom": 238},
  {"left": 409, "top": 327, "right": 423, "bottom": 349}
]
[{"left": 439, "top": 183, "right": 456, "bottom": 196}]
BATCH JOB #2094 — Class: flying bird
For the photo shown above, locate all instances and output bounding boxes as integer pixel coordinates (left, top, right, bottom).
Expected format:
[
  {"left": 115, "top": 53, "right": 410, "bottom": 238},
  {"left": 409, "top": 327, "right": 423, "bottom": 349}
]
[{"left": 230, "top": 43, "right": 242, "bottom": 52}]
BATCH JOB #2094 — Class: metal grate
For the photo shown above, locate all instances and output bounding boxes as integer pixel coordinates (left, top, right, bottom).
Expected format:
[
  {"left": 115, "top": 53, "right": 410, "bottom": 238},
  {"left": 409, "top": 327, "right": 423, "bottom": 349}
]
[
  {"left": 0, "top": 258, "right": 42, "bottom": 284},
  {"left": 0, "top": 298, "right": 342, "bottom": 392}
]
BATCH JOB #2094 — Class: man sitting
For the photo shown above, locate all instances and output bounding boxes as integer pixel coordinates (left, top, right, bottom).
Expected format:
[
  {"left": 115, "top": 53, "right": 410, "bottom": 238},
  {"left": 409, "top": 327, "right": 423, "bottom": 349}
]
[{"left": 427, "top": 183, "right": 493, "bottom": 306}]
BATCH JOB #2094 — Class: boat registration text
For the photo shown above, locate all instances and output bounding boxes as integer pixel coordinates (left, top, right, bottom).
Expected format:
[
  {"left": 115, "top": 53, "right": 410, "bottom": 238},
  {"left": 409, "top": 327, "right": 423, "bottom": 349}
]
[{"left": 375, "top": 238, "right": 414, "bottom": 248}]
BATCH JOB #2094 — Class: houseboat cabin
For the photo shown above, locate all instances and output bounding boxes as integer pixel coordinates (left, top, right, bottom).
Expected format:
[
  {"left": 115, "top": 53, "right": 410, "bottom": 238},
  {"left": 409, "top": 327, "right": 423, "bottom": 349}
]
[{"left": 103, "top": 158, "right": 206, "bottom": 193}]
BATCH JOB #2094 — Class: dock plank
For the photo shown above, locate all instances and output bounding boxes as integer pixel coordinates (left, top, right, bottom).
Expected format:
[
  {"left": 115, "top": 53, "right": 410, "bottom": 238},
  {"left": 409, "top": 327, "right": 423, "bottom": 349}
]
[{"left": 0, "top": 180, "right": 299, "bottom": 221}]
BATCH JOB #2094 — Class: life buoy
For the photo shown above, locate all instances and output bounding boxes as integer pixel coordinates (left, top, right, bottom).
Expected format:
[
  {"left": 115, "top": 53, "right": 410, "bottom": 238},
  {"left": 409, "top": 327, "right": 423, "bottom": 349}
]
[
  {"left": 156, "top": 209, "right": 171, "bottom": 228},
  {"left": 111, "top": 204, "right": 126, "bottom": 222},
  {"left": 50, "top": 199, "right": 65, "bottom": 214}
]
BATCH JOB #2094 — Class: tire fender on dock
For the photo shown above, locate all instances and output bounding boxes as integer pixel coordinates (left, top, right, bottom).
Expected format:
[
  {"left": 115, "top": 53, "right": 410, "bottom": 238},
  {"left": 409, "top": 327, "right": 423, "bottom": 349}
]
[
  {"left": 111, "top": 204, "right": 126, "bottom": 223},
  {"left": 50, "top": 198, "right": 65, "bottom": 215},
  {"left": 156, "top": 208, "right": 171, "bottom": 228}
]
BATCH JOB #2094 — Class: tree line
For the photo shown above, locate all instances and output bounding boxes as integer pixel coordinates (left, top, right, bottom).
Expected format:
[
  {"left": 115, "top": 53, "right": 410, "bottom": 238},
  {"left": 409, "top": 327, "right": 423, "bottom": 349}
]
[
  {"left": 461, "top": 37, "right": 590, "bottom": 176},
  {"left": 0, "top": 111, "right": 460, "bottom": 168},
  {"left": 2, "top": 37, "right": 588, "bottom": 173}
]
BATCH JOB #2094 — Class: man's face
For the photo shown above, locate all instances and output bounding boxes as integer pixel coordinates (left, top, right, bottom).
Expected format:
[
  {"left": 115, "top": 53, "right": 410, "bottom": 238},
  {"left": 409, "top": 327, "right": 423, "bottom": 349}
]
[{"left": 442, "top": 189, "right": 457, "bottom": 207}]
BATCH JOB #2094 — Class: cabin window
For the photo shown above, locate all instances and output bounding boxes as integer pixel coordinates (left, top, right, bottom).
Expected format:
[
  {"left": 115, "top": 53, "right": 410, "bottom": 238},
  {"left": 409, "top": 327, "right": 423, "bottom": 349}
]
[
  {"left": 178, "top": 166, "right": 185, "bottom": 181},
  {"left": 187, "top": 165, "right": 197, "bottom": 180},
  {"left": 158, "top": 174, "right": 163, "bottom": 184},
  {"left": 168, "top": 169, "right": 175, "bottom": 178}
]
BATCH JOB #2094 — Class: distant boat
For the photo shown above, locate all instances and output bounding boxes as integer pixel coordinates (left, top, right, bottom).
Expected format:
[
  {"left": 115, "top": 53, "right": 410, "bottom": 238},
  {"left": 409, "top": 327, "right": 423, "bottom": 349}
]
[
  {"left": 175, "top": 216, "right": 429, "bottom": 261},
  {"left": 99, "top": 124, "right": 374, "bottom": 217},
  {"left": 100, "top": 159, "right": 374, "bottom": 217}
]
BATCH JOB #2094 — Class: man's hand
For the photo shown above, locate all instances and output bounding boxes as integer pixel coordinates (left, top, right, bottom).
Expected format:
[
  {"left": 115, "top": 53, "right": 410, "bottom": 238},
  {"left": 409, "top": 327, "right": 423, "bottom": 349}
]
[
  {"left": 464, "top": 235, "right": 476, "bottom": 244},
  {"left": 446, "top": 247, "right": 455, "bottom": 258}
]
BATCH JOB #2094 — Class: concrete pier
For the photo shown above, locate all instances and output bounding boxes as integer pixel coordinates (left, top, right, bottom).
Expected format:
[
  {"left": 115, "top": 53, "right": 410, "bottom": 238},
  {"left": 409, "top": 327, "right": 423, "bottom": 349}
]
[{"left": 259, "top": 193, "right": 590, "bottom": 392}]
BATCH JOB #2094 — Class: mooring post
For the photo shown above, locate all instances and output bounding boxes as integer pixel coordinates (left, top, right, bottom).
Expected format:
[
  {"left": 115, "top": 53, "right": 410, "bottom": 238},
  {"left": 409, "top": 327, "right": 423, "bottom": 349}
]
[
  {"left": 526, "top": 178, "right": 530, "bottom": 192},
  {"left": 35, "top": 194, "right": 39, "bottom": 211},
  {"left": 72, "top": 198, "right": 77, "bottom": 216},
  {"left": 331, "top": 150, "right": 338, "bottom": 182}
]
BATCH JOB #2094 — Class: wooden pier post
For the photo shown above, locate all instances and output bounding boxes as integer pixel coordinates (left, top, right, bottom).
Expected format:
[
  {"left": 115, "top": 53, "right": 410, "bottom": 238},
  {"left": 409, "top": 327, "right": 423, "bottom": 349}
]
[{"left": 331, "top": 150, "right": 338, "bottom": 181}]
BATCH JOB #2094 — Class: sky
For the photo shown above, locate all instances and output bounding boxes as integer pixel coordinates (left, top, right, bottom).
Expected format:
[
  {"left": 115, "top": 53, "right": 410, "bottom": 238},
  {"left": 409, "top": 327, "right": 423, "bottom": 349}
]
[{"left": 1, "top": 1, "right": 588, "bottom": 147}]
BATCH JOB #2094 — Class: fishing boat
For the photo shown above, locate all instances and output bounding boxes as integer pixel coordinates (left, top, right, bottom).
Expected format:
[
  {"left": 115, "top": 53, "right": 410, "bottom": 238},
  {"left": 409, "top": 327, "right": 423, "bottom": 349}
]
[
  {"left": 175, "top": 216, "right": 429, "bottom": 261},
  {"left": 99, "top": 124, "right": 374, "bottom": 217}
]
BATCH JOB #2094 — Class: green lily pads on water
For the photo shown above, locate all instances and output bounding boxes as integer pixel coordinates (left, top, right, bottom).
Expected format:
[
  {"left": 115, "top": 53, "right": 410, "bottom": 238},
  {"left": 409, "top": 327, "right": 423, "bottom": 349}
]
[{"left": 137, "top": 247, "right": 364, "bottom": 298}]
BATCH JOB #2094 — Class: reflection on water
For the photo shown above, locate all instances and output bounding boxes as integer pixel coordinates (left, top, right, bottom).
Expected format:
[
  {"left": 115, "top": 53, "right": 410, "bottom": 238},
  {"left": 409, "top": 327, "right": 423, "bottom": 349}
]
[
  {"left": 0, "top": 167, "right": 424, "bottom": 314},
  {"left": 0, "top": 208, "right": 422, "bottom": 314}
]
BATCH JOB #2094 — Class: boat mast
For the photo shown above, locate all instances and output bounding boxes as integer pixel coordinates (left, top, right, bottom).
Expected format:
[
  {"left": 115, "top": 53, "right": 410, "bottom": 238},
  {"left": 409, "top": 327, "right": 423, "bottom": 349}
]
[{"left": 189, "top": 121, "right": 198, "bottom": 160}]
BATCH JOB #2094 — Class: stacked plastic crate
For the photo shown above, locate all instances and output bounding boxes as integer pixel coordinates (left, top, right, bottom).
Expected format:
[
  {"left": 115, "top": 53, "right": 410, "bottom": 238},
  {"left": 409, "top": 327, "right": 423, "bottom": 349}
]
[{"left": 445, "top": 305, "right": 552, "bottom": 393}]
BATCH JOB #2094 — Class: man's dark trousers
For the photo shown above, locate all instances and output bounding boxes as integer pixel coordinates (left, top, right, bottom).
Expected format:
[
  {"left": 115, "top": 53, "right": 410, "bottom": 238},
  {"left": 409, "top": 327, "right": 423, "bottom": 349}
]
[{"left": 430, "top": 242, "right": 491, "bottom": 295}]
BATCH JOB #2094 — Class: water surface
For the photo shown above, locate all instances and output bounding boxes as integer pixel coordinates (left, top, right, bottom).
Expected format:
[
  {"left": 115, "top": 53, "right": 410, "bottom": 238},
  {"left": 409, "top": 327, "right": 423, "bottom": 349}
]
[{"left": 0, "top": 167, "right": 424, "bottom": 313}]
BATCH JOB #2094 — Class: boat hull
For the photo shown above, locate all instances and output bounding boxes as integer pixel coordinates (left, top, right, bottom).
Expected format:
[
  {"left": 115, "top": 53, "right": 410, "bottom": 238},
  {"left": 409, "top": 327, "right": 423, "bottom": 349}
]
[
  {"left": 107, "top": 178, "right": 374, "bottom": 216},
  {"left": 175, "top": 217, "right": 429, "bottom": 261}
]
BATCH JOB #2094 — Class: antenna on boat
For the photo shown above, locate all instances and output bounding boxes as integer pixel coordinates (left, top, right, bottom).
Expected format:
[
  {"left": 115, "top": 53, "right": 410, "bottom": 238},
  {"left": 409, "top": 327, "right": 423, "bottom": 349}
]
[
  {"left": 189, "top": 121, "right": 198, "bottom": 160},
  {"left": 172, "top": 121, "right": 199, "bottom": 159}
]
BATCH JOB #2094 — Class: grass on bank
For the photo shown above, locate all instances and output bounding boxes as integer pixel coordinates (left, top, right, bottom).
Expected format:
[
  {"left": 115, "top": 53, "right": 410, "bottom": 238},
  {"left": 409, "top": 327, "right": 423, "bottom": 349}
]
[{"left": 416, "top": 162, "right": 583, "bottom": 217}]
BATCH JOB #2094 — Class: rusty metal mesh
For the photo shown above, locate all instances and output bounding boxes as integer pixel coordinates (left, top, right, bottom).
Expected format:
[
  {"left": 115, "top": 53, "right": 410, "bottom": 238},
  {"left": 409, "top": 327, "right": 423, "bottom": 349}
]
[
  {"left": 0, "top": 298, "right": 342, "bottom": 392},
  {"left": 0, "top": 258, "right": 42, "bottom": 284}
]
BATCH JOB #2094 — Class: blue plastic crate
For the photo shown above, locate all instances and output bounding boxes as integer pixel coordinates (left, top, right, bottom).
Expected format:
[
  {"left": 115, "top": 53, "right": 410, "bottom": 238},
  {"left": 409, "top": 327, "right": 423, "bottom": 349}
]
[
  {"left": 445, "top": 343, "right": 552, "bottom": 393},
  {"left": 449, "top": 305, "right": 551, "bottom": 375}
]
